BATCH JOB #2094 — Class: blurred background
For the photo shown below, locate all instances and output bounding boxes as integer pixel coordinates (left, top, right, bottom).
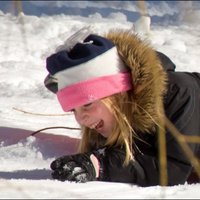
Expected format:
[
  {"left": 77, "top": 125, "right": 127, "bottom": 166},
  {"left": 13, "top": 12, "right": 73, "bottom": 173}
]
[{"left": 1, "top": 1, "right": 200, "bottom": 25}]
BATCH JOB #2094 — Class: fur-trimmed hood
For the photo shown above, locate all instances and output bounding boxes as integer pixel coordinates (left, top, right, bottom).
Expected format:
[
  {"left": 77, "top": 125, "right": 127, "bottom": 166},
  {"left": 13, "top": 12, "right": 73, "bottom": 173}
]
[{"left": 105, "top": 29, "right": 168, "bottom": 133}]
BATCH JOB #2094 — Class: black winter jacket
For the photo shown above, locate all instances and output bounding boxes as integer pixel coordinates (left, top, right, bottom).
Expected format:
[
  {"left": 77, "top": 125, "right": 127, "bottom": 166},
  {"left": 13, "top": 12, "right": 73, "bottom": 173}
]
[{"left": 102, "top": 51, "right": 200, "bottom": 186}]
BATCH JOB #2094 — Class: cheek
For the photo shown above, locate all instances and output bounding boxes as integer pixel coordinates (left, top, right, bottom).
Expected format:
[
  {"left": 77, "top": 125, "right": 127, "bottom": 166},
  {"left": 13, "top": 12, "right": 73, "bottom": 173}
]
[
  {"left": 106, "top": 111, "right": 116, "bottom": 125},
  {"left": 100, "top": 106, "right": 115, "bottom": 123},
  {"left": 90, "top": 108, "right": 102, "bottom": 119}
]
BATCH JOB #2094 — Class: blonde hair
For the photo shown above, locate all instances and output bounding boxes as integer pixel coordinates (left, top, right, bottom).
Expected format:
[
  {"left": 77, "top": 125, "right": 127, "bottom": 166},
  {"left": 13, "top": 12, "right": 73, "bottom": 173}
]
[
  {"left": 78, "top": 91, "right": 137, "bottom": 165},
  {"left": 77, "top": 30, "right": 168, "bottom": 166}
]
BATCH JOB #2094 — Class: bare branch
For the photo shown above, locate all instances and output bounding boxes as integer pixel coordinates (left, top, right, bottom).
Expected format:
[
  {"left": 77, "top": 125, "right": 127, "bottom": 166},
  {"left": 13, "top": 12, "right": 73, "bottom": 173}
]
[
  {"left": 30, "top": 126, "right": 81, "bottom": 136},
  {"left": 13, "top": 107, "right": 72, "bottom": 116}
]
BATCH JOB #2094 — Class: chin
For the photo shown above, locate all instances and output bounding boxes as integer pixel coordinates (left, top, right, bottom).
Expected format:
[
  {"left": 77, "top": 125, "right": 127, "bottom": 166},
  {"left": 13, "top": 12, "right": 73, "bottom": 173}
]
[{"left": 99, "top": 131, "right": 109, "bottom": 138}]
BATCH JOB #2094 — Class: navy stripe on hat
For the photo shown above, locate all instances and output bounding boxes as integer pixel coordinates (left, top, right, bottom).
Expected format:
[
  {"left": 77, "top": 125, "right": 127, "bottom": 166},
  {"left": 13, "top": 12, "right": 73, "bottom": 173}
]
[
  {"left": 46, "top": 34, "right": 115, "bottom": 75},
  {"left": 44, "top": 32, "right": 133, "bottom": 111}
]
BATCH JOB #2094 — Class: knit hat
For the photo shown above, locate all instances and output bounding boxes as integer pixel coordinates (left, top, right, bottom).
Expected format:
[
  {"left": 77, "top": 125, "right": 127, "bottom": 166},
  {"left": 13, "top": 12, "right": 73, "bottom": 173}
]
[{"left": 44, "top": 33, "right": 133, "bottom": 112}]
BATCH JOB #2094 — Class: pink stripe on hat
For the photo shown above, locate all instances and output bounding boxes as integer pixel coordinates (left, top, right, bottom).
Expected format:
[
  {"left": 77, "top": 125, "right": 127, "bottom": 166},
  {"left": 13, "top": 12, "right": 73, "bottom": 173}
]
[{"left": 57, "top": 72, "right": 132, "bottom": 112}]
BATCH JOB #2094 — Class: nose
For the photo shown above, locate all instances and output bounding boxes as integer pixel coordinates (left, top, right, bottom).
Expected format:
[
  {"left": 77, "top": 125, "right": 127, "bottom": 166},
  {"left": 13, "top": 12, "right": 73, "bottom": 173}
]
[{"left": 74, "top": 108, "right": 89, "bottom": 126}]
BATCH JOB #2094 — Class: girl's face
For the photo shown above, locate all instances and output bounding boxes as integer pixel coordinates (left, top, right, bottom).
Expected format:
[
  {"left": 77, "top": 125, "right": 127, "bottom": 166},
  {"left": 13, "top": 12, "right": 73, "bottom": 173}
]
[{"left": 73, "top": 100, "right": 116, "bottom": 138}]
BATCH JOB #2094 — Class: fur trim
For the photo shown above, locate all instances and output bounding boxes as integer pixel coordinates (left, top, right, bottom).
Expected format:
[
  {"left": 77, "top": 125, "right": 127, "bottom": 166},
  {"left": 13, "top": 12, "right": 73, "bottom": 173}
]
[{"left": 105, "top": 30, "right": 168, "bottom": 133}]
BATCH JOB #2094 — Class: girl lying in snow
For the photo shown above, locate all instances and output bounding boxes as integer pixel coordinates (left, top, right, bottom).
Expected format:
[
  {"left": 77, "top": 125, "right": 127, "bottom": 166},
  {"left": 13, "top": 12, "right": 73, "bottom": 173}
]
[{"left": 44, "top": 28, "right": 200, "bottom": 186}]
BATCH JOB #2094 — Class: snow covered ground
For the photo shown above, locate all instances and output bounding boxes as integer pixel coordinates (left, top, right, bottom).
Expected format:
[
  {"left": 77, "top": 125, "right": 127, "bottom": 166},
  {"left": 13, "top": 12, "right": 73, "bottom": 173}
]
[{"left": 0, "top": 1, "right": 200, "bottom": 198}]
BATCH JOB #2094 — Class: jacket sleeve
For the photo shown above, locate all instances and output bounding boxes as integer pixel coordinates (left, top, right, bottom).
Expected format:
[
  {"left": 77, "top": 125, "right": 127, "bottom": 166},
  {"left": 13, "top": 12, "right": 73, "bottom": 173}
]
[
  {"left": 101, "top": 72, "right": 200, "bottom": 186},
  {"left": 102, "top": 146, "right": 193, "bottom": 186},
  {"left": 102, "top": 147, "right": 147, "bottom": 186},
  {"left": 163, "top": 71, "right": 200, "bottom": 184},
  {"left": 164, "top": 71, "right": 200, "bottom": 160}
]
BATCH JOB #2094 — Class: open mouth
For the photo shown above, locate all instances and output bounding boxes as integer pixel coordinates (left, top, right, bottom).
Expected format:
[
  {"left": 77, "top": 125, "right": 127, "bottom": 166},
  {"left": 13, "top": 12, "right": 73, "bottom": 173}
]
[
  {"left": 90, "top": 120, "right": 104, "bottom": 130},
  {"left": 95, "top": 120, "right": 104, "bottom": 130}
]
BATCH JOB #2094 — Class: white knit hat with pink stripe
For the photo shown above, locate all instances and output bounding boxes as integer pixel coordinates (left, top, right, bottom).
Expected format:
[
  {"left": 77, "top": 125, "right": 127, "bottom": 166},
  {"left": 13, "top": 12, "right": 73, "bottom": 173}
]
[{"left": 44, "top": 32, "right": 133, "bottom": 112}]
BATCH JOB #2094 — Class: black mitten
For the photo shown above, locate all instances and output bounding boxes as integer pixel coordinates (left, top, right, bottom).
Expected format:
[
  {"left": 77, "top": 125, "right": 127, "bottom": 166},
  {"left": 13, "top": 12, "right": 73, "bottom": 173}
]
[{"left": 50, "top": 148, "right": 106, "bottom": 183}]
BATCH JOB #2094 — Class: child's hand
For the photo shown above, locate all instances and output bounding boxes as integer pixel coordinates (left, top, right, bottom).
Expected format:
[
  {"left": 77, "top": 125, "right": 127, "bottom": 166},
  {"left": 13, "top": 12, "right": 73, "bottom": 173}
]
[
  {"left": 50, "top": 152, "right": 97, "bottom": 182},
  {"left": 50, "top": 148, "right": 106, "bottom": 182}
]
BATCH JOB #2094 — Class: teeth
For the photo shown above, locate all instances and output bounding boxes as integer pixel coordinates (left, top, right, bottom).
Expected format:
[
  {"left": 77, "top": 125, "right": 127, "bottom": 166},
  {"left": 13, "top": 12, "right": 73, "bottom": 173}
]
[{"left": 90, "top": 121, "right": 100, "bottom": 129}]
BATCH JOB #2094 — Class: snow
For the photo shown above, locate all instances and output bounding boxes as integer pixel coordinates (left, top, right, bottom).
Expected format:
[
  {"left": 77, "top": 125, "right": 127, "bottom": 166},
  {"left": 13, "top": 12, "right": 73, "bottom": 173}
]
[{"left": 0, "top": 1, "right": 200, "bottom": 198}]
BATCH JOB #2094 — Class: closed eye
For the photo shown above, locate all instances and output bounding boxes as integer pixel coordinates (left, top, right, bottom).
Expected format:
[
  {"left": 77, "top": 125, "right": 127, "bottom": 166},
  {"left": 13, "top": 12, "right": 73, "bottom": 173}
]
[
  {"left": 83, "top": 103, "right": 93, "bottom": 107},
  {"left": 70, "top": 102, "right": 94, "bottom": 113}
]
